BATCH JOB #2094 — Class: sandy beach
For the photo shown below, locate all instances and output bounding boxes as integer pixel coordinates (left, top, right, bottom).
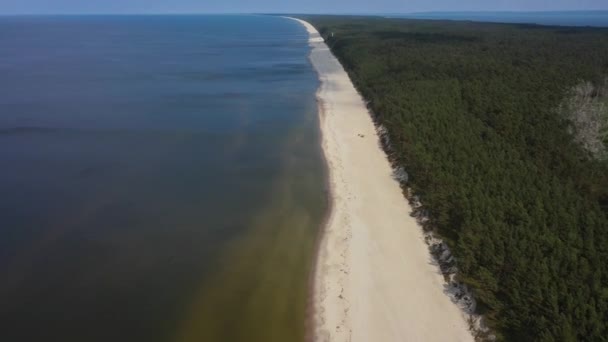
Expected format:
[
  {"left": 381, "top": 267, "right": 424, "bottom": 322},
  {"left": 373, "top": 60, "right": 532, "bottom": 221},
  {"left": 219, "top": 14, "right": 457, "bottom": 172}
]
[{"left": 288, "top": 17, "right": 474, "bottom": 342}]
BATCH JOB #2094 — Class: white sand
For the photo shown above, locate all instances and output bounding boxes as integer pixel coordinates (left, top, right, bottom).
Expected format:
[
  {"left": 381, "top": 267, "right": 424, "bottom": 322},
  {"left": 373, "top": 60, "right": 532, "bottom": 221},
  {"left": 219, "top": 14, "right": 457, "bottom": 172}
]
[{"left": 286, "top": 17, "right": 475, "bottom": 342}]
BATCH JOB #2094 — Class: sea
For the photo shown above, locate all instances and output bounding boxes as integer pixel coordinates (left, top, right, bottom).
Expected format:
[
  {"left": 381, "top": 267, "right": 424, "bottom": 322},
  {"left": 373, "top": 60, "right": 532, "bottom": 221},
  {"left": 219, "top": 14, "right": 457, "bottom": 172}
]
[
  {"left": 390, "top": 11, "right": 608, "bottom": 27},
  {"left": 0, "top": 15, "right": 326, "bottom": 342}
]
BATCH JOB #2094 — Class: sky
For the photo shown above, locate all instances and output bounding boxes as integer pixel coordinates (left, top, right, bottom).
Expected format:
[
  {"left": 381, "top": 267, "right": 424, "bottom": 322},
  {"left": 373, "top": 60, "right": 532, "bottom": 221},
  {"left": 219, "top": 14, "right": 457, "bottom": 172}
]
[{"left": 0, "top": 0, "right": 607, "bottom": 15}]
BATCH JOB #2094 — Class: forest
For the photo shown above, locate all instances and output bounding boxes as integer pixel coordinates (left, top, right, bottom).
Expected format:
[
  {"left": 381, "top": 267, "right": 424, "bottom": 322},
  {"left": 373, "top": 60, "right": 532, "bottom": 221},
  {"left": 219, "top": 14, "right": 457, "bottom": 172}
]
[{"left": 300, "top": 15, "right": 608, "bottom": 341}]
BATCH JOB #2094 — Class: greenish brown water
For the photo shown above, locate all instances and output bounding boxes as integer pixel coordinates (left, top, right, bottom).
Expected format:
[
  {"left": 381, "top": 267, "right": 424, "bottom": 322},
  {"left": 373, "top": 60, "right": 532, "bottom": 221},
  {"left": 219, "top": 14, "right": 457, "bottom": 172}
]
[{"left": 175, "top": 120, "right": 327, "bottom": 341}]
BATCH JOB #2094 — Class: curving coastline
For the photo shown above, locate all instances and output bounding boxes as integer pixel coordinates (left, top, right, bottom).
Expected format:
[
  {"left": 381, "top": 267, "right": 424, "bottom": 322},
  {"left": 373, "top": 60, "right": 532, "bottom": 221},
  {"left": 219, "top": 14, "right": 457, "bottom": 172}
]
[{"left": 287, "top": 17, "right": 474, "bottom": 342}]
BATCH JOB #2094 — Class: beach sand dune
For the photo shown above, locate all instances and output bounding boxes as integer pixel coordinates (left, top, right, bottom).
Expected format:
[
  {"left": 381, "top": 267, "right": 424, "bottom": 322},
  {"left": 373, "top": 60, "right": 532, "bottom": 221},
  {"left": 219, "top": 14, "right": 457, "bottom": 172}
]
[{"left": 287, "top": 17, "right": 474, "bottom": 342}]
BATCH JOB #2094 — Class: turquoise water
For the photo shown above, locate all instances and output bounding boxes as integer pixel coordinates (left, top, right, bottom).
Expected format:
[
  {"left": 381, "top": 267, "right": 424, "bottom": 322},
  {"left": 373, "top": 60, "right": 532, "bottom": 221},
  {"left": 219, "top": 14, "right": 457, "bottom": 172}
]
[
  {"left": 0, "top": 15, "right": 326, "bottom": 342},
  {"left": 392, "top": 11, "right": 608, "bottom": 27}
]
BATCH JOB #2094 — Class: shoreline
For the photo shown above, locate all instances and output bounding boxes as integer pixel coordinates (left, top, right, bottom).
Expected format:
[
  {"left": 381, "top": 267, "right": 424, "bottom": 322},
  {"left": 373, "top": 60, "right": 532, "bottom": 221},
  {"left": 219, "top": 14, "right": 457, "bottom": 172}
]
[
  {"left": 287, "top": 17, "right": 475, "bottom": 342},
  {"left": 304, "top": 97, "right": 333, "bottom": 342}
]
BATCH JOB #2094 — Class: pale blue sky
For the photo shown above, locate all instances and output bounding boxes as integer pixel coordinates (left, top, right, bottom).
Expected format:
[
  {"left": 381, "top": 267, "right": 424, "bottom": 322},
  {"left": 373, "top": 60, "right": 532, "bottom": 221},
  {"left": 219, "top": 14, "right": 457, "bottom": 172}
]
[{"left": 1, "top": 0, "right": 607, "bottom": 15}]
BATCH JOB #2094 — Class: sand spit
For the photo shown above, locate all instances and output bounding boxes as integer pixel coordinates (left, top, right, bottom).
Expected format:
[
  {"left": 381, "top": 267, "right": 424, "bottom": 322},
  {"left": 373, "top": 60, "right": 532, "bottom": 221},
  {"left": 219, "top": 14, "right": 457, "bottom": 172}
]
[{"left": 286, "top": 17, "right": 475, "bottom": 342}]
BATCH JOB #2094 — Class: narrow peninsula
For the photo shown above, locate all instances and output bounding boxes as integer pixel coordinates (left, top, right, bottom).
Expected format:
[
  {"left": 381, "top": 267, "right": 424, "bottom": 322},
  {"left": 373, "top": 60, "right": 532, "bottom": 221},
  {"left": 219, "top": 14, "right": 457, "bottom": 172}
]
[{"left": 297, "top": 15, "right": 608, "bottom": 342}]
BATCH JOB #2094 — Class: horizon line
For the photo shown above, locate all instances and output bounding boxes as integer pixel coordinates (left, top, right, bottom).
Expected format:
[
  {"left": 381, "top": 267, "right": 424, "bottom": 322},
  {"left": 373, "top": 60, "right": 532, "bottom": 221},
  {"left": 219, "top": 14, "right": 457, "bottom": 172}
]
[{"left": 1, "top": 9, "right": 608, "bottom": 16}]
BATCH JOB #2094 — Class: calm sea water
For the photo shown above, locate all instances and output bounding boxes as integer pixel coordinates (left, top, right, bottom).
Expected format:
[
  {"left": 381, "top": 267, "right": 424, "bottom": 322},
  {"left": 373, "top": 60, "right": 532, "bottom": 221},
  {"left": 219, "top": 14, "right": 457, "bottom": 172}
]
[
  {"left": 0, "top": 15, "right": 326, "bottom": 342},
  {"left": 392, "top": 11, "right": 608, "bottom": 27}
]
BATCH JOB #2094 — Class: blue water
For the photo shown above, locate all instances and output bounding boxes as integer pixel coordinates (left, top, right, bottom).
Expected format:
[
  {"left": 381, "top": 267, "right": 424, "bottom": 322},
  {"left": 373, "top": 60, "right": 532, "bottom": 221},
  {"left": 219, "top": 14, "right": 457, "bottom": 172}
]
[
  {"left": 0, "top": 15, "right": 325, "bottom": 342},
  {"left": 391, "top": 11, "right": 608, "bottom": 27}
]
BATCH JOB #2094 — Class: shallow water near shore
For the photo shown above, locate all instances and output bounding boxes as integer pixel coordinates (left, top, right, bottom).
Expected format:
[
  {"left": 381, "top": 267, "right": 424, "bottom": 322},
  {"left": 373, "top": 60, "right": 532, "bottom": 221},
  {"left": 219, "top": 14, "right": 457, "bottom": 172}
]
[{"left": 0, "top": 15, "right": 325, "bottom": 342}]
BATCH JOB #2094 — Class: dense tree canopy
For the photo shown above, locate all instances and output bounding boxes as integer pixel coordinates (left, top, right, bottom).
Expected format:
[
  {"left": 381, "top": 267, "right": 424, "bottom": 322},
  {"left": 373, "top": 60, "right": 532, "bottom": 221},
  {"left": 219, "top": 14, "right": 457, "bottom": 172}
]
[{"left": 301, "top": 16, "right": 608, "bottom": 341}]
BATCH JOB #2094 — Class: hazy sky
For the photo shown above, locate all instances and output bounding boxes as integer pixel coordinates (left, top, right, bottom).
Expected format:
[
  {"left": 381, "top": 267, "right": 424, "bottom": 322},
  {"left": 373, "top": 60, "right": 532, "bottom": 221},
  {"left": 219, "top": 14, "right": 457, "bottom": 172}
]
[{"left": 1, "top": 0, "right": 607, "bottom": 14}]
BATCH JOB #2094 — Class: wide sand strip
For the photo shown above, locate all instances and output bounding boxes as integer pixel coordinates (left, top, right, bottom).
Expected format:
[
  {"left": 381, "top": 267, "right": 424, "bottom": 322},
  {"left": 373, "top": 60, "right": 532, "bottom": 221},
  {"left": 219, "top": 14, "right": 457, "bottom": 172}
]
[{"left": 287, "top": 17, "right": 474, "bottom": 342}]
